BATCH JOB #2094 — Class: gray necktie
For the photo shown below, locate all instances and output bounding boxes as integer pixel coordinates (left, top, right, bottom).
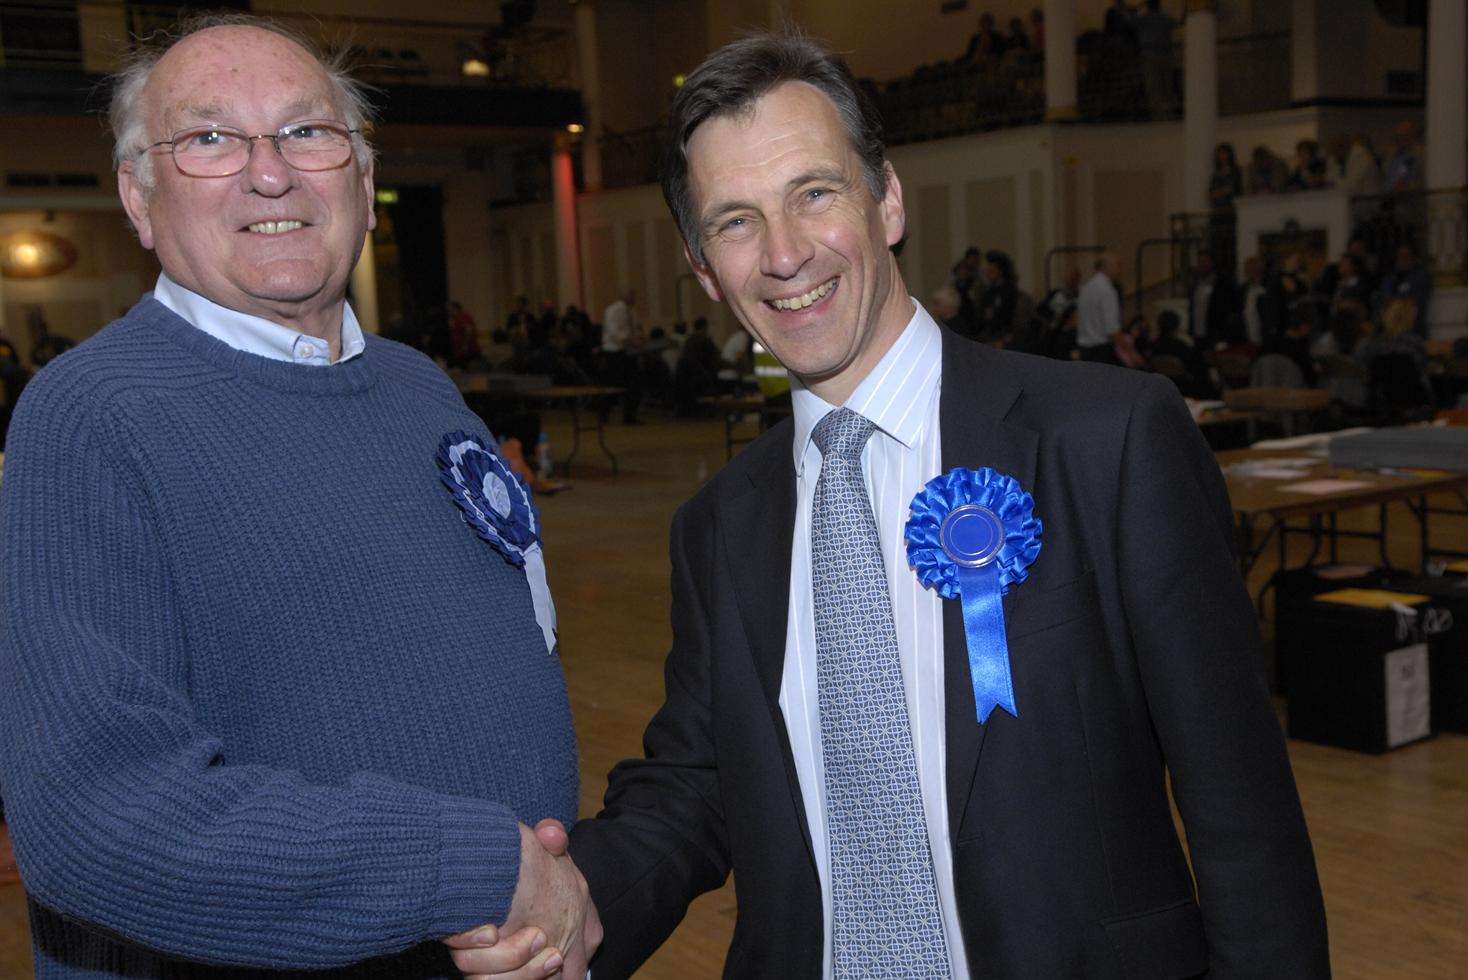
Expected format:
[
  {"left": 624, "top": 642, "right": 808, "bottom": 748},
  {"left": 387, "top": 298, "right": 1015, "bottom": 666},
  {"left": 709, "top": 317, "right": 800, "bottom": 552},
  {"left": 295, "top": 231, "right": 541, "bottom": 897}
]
[{"left": 811, "top": 407, "right": 952, "bottom": 979}]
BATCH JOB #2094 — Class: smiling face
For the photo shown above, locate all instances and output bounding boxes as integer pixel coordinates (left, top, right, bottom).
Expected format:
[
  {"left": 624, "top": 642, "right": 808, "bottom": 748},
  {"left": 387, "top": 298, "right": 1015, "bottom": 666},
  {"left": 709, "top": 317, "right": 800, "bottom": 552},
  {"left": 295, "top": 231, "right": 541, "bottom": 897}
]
[
  {"left": 118, "top": 26, "right": 374, "bottom": 331},
  {"left": 683, "top": 81, "right": 911, "bottom": 405}
]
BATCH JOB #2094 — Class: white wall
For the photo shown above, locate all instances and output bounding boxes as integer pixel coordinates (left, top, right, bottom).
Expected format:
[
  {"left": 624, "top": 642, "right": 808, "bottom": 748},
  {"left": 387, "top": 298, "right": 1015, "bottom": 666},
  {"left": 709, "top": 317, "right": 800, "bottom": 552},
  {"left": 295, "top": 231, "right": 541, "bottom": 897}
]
[
  {"left": 887, "top": 125, "right": 1056, "bottom": 302},
  {"left": 573, "top": 183, "right": 737, "bottom": 340},
  {"left": 442, "top": 169, "right": 497, "bottom": 342},
  {"left": 1054, "top": 121, "right": 1188, "bottom": 294},
  {"left": 485, "top": 200, "right": 556, "bottom": 334}
]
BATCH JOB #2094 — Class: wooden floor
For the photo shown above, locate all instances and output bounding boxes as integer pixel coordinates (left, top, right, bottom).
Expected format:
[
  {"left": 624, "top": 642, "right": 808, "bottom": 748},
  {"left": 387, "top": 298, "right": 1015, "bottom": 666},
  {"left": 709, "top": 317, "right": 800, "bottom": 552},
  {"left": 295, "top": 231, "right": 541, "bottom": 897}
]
[{"left": 1, "top": 411, "right": 1465, "bottom": 978}]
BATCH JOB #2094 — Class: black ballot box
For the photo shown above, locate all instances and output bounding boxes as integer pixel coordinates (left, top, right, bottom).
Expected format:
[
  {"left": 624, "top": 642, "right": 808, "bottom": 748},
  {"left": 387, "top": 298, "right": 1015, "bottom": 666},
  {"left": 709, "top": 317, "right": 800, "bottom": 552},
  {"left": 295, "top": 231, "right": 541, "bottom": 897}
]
[
  {"left": 1370, "top": 575, "right": 1468, "bottom": 734},
  {"left": 1275, "top": 570, "right": 1434, "bottom": 753},
  {"left": 1277, "top": 566, "right": 1468, "bottom": 738}
]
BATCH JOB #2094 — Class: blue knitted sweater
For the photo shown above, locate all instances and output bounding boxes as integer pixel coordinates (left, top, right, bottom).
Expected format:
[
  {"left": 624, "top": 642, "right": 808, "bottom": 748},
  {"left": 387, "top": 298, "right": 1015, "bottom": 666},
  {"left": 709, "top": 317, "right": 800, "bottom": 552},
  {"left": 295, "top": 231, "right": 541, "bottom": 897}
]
[{"left": 0, "top": 300, "right": 579, "bottom": 977}]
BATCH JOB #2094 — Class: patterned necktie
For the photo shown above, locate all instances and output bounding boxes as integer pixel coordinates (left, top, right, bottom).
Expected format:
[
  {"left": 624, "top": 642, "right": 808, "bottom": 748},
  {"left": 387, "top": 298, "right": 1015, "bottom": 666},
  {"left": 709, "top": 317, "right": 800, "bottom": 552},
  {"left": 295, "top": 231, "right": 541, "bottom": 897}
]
[{"left": 811, "top": 407, "right": 952, "bottom": 979}]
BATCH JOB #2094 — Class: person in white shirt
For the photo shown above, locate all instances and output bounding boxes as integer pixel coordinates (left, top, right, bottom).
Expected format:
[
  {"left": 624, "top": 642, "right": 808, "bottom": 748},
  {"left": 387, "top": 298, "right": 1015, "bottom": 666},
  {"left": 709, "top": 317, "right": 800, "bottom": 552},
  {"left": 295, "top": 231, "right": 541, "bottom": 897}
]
[
  {"left": 599, "top": 289, "right": 643, "bottom": 423},
  {"left": 1076, "top": 253, "right": 1121, "bottom": 361},
  {"left": 600, "top": 290, "right": 637, "bottom": 353},
  {"left": 1241, "top": 255, "right": 1269, "bottom": 347},
  {"left": 720, "top": 326, "right": 752, "bottom": 376}
]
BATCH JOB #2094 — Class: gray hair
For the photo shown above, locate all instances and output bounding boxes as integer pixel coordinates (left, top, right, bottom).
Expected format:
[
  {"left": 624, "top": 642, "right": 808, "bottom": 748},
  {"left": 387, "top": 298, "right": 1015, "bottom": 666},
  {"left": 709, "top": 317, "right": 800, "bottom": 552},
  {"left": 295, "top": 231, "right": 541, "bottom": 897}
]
[
  {"left": 109, "top": 12, "right": 376, "bottom": 188},
  {"left": 661, "top": 30, "right": 887, "bottom": 262}
]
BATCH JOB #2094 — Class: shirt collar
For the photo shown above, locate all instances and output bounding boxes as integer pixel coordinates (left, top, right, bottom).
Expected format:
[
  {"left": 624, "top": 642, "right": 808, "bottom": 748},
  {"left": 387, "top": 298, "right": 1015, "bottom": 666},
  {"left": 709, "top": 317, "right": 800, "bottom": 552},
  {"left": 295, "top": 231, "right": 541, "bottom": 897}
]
[
  {"left": 152, "top": 273, "right": 365, "bottom": 366},
  {"left": 790, "top": 299, "right": 943, "bottom": 475}
]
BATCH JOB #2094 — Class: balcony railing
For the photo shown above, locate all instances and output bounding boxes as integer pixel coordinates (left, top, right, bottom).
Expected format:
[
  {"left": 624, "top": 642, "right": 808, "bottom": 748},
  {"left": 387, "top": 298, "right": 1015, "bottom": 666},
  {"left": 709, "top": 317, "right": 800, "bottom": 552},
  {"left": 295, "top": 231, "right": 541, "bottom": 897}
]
[
  {"left": 0, "top": 1, "right": 83, "bottom": 71},
  {"left": 878, "top": 55, "right": 1045, "bottom": 146},
  {"left": 0, "top": 2, "right": 575, "bottom": 91}
]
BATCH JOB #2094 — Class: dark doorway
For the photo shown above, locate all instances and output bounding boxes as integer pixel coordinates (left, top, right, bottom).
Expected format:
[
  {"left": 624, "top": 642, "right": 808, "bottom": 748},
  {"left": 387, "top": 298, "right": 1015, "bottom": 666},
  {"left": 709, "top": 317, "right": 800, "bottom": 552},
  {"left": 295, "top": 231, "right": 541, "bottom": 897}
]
[{"left": 371, "top": 185, "right": 448, "bottom": 358}]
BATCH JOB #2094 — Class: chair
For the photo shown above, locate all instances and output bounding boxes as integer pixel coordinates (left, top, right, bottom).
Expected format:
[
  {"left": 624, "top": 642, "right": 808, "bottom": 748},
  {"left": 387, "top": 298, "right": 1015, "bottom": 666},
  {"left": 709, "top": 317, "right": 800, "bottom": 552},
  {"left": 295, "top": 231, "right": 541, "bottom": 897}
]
[
  {"left": 1249, "top": 352, "right": 1304, "bottom": 389},
  {"left": 1150, "top": 353, "right": 1190, "bottom": 385},
  {"left": 1316, "top": 354, "right": 1369, "bottom": 411},
  {"left": 1368, "top": 352, "right": 1434, "bottom": 424},
  {"left": 1211, "top": 350, "right": 1254, "bottom": 389}
]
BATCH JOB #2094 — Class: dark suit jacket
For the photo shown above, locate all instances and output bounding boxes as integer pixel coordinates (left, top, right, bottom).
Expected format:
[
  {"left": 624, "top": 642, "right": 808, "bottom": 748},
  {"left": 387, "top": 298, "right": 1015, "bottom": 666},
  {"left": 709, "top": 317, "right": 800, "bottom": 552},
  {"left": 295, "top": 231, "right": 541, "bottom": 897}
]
[{"left": 570, "top": 332, "right": 1329, "bottom": 978}]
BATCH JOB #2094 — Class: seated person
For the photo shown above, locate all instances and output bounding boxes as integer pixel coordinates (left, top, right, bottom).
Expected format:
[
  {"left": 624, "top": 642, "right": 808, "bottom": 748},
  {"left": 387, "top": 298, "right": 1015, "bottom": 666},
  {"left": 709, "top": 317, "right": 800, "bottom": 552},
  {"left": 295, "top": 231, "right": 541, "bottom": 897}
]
[
  {"left": 1151, "top": 310, "right": 1215, "bottom": 398},
  {"left": 675, "top": 318, "right": 723, "bottom": 416}
]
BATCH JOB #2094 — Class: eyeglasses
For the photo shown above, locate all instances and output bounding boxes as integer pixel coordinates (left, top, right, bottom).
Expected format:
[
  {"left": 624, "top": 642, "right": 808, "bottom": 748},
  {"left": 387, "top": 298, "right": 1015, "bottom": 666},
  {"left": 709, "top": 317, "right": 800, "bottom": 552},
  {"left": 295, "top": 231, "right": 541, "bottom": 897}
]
[{"left": 142, "top": 120, "right": 360, "bottom": 178}]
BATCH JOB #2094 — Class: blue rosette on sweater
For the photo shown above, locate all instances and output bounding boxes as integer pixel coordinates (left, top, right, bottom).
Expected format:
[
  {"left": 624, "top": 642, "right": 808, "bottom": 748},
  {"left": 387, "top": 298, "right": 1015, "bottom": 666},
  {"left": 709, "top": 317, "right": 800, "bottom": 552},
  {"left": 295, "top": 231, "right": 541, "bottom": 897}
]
[
  {"left": 905, "top": 467, "right": 1042, "bottom": 723},
  {"left": 437, "top": 431, "right": 539, "bottom": 567}
]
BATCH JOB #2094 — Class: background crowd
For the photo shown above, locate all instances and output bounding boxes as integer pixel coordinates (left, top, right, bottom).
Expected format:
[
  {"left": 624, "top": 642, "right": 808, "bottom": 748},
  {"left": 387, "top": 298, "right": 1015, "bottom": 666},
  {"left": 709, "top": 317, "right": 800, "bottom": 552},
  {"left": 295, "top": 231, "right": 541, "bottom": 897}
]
[{"left": 926, "top": 223, "right": 1444, "bottom": 434}]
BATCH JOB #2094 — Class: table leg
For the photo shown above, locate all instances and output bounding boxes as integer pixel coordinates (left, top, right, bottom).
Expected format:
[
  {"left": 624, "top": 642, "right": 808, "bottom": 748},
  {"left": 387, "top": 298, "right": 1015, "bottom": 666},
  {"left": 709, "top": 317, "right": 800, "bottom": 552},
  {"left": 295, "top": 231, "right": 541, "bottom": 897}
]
[
  {"left": 1304, "top": 515, "right": 1322, "bottom": 567},
  {"left": 594, "top": 399, "right": 620, "bottom": 475},
  {"left": 1419, "top": 493, "right": 1429, "bottom": 572},
  {"left": 561, "top": 400, "right": 584, "bottom": 477},
  {"left": 1278, "top": 512, "right": 1289, "bottom": 578},
  {"left": 1329, "top": 511, "right": 1338, "bottom": 564},
  {"left": 1379, "top": 503, "right": 1391, "bottom": 568}
]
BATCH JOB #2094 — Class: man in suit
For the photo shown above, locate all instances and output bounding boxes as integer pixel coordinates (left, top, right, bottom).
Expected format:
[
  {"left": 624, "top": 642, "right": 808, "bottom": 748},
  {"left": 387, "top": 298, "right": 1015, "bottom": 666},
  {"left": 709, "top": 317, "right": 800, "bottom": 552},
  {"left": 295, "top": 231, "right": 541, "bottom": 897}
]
[{"left": 454, "top": 31, "right": 1328, "bottom": 980}]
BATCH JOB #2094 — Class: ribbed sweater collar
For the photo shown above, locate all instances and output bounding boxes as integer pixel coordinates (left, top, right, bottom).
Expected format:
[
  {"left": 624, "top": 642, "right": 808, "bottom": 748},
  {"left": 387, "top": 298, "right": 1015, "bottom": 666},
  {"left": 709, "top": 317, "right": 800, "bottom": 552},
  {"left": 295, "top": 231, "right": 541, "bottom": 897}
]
[{"left": 132, "top": 297, "right": 379, "bottom": 396}]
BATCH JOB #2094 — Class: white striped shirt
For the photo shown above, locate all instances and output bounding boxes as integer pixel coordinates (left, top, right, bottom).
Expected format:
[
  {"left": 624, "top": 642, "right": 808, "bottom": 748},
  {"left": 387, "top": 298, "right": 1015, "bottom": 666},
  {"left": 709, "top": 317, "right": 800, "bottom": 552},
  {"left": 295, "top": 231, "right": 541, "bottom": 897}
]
[{"left": 780, "top": 301, "right": 969, "bottom": 978}]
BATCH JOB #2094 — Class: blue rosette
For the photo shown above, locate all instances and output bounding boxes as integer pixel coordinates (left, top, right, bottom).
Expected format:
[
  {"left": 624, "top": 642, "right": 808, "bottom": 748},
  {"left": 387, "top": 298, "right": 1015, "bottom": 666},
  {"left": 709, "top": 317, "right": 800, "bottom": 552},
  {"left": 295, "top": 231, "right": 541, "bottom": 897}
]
[
  {"left": 905, "top": 467, "right": 1042, "bottom": 723},
  {"left": 437, "top": 431, "right": 540, "bottom": 567}
]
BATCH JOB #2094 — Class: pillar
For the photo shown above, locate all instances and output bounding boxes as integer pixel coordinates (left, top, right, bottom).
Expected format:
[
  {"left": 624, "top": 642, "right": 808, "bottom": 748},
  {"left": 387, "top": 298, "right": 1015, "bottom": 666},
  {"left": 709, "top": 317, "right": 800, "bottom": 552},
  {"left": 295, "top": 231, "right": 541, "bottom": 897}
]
[
  {"left": 350, "top": 231, "right": 379, "bottom": 334},
  {"left": 574, "top": 0, "right": 603, "bottom": 191},
  {"left": 552, "top": 137, "right": 583, "bottom": 311},
  {"left": 1183, "top": 0, "right": 1218, "bottom": 213},
  {"left": 1043, "top": 0, "right": 1077, "bottom": 121},
  {"left": 1289, "top": 0, "right": 1318, "bottom": 105},
  {"left": 1426, "top": 0, "right": 1466, "bottom": 191},
  {"left": 1427, "top": 0, "right": 1467, "bottom": 286}
]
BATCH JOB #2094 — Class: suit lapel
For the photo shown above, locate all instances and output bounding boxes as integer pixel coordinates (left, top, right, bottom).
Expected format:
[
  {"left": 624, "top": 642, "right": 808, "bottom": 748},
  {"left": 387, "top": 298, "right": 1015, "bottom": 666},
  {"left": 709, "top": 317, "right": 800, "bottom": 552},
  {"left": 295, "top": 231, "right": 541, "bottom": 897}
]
[
  {"left": 938, "top": 332, "right": 1038, "bottom": 840},
  {"left": 719, "top": 424, "right": 815, "bottom": 857}
]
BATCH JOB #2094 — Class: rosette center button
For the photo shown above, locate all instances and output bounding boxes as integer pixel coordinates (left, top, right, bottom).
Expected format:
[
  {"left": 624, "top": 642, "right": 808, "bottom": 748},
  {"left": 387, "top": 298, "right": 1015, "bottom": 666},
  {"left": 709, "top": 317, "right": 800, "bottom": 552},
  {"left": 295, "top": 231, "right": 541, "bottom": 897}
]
[{"left": 939, "top": 504, "right": 1005, "bottom": 568}]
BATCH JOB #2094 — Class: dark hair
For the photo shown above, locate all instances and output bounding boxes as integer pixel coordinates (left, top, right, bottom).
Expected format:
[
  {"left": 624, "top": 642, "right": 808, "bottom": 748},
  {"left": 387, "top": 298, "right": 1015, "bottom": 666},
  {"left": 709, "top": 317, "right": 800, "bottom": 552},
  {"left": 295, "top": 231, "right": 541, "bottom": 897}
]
[
  {"left": 1158, "top": 310, "right": 1181, "bottom": 335},
  {"left": 660, "top": 30, "right": 887, "bottom": 260},
  {"left": 985, "top": 249, "right": 1015, "bottom": 282}
]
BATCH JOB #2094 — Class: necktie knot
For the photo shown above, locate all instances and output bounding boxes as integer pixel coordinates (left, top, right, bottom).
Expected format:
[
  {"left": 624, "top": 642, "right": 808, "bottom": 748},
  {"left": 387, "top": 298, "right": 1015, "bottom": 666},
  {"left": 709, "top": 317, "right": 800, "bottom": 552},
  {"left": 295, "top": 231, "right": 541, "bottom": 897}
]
[{"left": 812, "top": 408, "right": 877, "bottom": 462}]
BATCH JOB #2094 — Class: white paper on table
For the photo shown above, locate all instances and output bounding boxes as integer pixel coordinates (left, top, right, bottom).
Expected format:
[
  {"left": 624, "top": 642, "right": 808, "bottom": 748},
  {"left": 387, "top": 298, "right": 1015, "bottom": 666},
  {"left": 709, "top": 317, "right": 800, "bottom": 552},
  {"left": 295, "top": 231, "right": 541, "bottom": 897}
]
[
  {"left": 1251, "top": 427, "right": 1375, "bottom": 452},
  {"left": 1242, "top": 467, "right": 1316, "bottom": 480},
  {"left": 523, "top": 543, "right": 559, "bottom": 655},
  {"left": 1279, "top": 478, "right": 1375, "bottom": 494},
  {"left": 1249, "top": 456, "right": 1319, "bottom": 468},
  {"left": 1384, "top": 643, "right": 1431, "bottom": 748}
]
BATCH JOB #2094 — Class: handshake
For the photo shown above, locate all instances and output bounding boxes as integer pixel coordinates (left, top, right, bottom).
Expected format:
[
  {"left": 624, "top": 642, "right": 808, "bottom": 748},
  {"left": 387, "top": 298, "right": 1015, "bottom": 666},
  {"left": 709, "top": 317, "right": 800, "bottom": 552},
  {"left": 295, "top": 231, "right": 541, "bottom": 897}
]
[{"left": 445, "top": 820, "right": 602, "bottom": 979}]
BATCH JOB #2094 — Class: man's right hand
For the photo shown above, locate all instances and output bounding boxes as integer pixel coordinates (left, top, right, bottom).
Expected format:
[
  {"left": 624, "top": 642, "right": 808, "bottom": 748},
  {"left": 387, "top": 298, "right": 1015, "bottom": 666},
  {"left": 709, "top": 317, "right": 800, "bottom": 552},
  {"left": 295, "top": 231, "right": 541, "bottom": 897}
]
[{"left": 445, "top": 819, "right": 601, "bottom": 979}]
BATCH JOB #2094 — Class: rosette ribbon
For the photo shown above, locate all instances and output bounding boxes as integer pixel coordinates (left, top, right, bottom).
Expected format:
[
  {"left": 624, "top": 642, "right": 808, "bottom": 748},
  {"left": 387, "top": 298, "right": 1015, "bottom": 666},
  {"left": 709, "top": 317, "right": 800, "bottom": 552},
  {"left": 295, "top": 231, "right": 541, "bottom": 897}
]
[
  {"left": 437, "top": 431, "right": 557, "bottom": 653},
  {"left": 905, "top": 467, "right": 1042, "bottom": 724}
]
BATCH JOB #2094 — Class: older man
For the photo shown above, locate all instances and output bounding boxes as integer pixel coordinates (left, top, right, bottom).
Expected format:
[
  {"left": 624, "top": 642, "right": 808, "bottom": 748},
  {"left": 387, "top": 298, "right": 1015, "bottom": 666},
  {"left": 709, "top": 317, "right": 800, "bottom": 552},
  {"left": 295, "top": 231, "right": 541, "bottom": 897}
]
[
  {"left": 464, "top": 30, "right": 1328, "bottom": 980},
  {"left": 0, "top": 16, "right": 595, "bottom": 979}
]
